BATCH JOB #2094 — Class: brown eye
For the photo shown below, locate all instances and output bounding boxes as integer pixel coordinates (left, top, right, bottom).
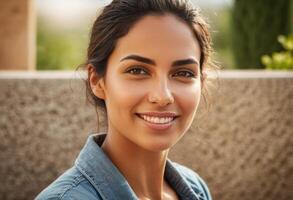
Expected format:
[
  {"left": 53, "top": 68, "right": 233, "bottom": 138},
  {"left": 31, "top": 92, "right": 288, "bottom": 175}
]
[
  {"left": 173, "top": 70, "right": 195, "bottom": 78},
  {"left": 126, "top": 67, "right": 148, "bottom": 75}
]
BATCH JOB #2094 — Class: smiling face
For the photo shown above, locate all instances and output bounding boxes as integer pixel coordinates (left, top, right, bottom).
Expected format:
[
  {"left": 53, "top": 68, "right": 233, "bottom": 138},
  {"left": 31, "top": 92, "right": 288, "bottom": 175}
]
[{"left": 90, "top": 14, "right": 202, "bottom": 152}]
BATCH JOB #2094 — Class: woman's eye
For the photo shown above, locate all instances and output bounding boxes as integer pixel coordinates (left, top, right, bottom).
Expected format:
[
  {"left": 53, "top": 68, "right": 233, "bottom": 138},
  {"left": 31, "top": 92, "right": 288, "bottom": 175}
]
[
  {"left": 126, "top": 67, "right": 148, "bottom": 75},
  {"left": 173, "top": 70, "right": 195, "bottom": 78}
]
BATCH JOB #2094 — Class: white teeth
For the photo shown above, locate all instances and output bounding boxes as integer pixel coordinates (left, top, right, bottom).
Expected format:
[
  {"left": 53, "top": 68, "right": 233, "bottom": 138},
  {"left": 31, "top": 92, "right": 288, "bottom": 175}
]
[{"left": 140, "top": 115, "right": 174, "bottom": 124}]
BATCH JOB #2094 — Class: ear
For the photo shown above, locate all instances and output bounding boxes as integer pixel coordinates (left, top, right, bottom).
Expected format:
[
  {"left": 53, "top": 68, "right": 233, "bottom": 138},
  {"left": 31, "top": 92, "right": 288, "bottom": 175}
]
[{"left": 88, "top": 64, "right": 106, "bottom": 100}]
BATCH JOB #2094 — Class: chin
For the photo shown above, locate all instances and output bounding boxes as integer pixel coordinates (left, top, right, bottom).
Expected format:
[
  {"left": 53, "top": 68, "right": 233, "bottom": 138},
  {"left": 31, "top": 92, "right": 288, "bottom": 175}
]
[{"left": 142, "top": 140, "right": 175, "bottom": 152}]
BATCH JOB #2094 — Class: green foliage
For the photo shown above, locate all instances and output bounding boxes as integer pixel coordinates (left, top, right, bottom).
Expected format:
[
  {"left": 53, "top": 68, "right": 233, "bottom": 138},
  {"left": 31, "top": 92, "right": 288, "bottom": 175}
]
[
  {"left": 231, "top": 0, "right": 291, "bottom": 69},
  {"left": 37, "top": 18, "right": 88, "bottom": 70},
  {"left": 203, "top": 7, "right": 234, "bottom": 69},
  {"left": 261, "top": 35, "right": 293, "bottom": 69}
]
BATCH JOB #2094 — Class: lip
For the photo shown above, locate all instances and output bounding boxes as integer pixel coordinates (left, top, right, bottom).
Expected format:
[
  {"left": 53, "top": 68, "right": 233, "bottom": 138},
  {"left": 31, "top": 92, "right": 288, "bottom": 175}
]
[
  {"left": 135, "top": 112, "right": 179, "bottom": 131},
  {"left": 136, "top": 111, "right": 179, "bottom": 118}
]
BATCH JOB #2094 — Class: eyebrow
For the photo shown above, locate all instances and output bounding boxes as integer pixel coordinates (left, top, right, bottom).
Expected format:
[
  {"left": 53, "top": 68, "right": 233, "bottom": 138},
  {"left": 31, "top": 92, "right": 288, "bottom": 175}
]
[{"left": 120, "top": 54, "right": 199, "bottom": 67}]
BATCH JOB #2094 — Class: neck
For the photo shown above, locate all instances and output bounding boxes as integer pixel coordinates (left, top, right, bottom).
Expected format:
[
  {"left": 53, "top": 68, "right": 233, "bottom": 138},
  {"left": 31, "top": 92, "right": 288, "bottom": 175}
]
[{"left": 101, "top": 129, "right": 170, "bottom": 199}]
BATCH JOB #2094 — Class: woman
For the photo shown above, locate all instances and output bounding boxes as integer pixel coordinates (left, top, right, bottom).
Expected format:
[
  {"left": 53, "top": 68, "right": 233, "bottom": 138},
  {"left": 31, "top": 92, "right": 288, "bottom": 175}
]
[{"left": 36, "top": 0, "right": 213, "bottom": 199}]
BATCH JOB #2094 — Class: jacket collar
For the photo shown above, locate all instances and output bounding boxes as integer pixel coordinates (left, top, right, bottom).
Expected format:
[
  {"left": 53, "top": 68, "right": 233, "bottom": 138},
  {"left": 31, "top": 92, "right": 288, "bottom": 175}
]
[{"left": 75, "top": 133, "right": 202, "bottom": 200}]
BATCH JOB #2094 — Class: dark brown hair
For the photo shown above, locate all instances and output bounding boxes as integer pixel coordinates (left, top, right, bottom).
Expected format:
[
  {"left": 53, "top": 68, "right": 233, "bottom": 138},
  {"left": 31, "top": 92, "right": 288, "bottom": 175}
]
[{"left": 82, "top": 0, "right": 213, "bottom": 112}]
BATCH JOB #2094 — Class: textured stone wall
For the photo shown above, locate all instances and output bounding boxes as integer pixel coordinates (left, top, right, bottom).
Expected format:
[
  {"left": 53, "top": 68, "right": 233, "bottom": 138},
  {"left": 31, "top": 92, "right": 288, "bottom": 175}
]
[{"left": 0, "top": 71, "right": 292, "bottom": 200}]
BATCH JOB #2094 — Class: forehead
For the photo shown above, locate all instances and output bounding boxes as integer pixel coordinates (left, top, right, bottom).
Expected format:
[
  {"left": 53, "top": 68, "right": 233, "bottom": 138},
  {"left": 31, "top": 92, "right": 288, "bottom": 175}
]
[{"left": 109, "top": 14, "right": 201, "bottom": 63}]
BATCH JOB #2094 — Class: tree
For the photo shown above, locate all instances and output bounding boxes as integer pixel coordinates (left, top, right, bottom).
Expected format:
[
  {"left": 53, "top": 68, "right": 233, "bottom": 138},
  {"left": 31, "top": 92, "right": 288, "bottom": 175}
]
[{"left": 231, "top": 0, "right": 290, "bottom": 69}]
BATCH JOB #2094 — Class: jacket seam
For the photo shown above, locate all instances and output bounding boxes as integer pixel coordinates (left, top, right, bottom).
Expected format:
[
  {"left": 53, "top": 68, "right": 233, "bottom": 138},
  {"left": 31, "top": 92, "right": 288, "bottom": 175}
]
[
  {"left": 75, "top": 163, "right": 108, "bottom": 200},
  {"left": 58, "top": 173, "right": 86, "bottom": 199}
]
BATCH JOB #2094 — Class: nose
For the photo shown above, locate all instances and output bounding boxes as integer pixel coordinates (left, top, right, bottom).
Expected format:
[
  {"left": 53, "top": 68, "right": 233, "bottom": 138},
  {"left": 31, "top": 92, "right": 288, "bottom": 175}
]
[{"left": 148, "top": 78, "right": 174, "bottom": 106}]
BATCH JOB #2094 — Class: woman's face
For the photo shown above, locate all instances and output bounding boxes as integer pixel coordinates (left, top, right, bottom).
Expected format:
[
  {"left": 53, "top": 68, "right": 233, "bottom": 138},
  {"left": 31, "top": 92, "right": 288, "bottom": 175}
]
[{"left": 92, "top": 14, "right": 202, "bottom": 152}]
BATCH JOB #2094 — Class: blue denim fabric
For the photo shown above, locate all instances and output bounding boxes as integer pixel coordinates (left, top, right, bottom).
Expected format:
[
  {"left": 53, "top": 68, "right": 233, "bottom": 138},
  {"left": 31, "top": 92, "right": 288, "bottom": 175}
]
[{"left": 35, "top": 133, "right": 212, "bottom": 200}]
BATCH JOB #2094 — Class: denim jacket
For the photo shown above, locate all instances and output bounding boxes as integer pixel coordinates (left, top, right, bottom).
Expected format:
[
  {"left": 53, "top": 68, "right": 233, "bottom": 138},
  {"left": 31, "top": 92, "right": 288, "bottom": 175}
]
[{"left": 36, "top": 133, "right": 212, "bottom": 200}]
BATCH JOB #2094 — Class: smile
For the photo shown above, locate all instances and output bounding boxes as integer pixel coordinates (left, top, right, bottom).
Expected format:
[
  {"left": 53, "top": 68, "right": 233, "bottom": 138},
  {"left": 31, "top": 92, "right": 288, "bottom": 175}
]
[
  {"left": 138, "top": 114, "right": 174, "bottom": 124},
  {"left": 136, "top": 113, "right": 178, "bottom": 131}
]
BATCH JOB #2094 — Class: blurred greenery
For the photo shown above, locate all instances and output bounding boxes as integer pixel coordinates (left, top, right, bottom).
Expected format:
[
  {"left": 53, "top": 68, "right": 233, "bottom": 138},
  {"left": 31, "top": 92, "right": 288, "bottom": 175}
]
[
  {"left": 202, "top": 7, "right": 234, "bottom": 69},
  {"left": 231, "top": 0, "right": 291, "bottom": 69},
  {"left": 37, "top": 17, "right": 88, "bottom": 70},
  {"left": 261, "top": 35, "right": 293, "bottom": 69},
  {"left": 38, "top": 1, "right": 292, "bottom": 70},
  {"left": 37, "top": 5, "right": 235, "bottom": 70}
]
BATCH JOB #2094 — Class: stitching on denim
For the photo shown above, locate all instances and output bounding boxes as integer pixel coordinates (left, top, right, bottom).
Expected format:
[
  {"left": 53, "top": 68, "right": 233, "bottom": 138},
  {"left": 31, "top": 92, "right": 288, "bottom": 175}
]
[
  {"left": 171, "top": 162, "right": 205, "bottom": 200},
  {"left": 75, "top": 163, "right": 108, "bottom": 200},
  {"left": 58, "top": 171, "right": 86, "bottom": 199}
]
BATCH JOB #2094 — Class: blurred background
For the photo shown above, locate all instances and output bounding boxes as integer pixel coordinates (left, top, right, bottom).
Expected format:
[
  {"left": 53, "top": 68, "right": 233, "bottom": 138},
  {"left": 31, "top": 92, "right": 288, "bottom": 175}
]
[
  {"left": 1, "top": 0, "right": 291, "bottom": 71},
  {"left": 35, "top": 0, "right": 293, "bottom": 71},
  {"left": 35, "top": 0, "right": 236, "bottom": 70},
  {"left": 0, "top": 0, "right": 293, "bottom": 70}
]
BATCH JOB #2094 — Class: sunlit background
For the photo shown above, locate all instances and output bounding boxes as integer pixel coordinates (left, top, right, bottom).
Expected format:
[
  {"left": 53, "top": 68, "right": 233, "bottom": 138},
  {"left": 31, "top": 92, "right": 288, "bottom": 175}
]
[
  {"left": 36, "top": 0, "right": 292, "bottom": 70},
  {"left": 36, "top": 0, "right": 234, "bottom": 70}
]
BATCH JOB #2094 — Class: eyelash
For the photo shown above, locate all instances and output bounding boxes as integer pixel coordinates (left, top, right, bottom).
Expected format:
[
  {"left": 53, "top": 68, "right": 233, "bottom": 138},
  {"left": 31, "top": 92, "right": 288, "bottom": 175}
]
[
  {"left": 126, "top": 67, "right": 148, "bottom": 75},
  {"left": 125, "top": 66, "right": 196, "bottom": 78},
  {"left": 173, "top": 70, "right": 195, "bottom": 78}
]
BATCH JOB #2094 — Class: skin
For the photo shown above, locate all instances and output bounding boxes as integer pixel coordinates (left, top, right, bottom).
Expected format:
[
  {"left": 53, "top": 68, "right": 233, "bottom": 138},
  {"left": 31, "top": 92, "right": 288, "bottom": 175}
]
[{"left": 89, "top": 14, "right": 202, "bottom": 200}]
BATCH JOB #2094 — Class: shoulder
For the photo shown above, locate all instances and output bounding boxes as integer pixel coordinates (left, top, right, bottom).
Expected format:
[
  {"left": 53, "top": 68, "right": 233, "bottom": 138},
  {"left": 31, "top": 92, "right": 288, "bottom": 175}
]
[
  {"left": 171, "top": 162, "right": 213, "bottom": 200},
  {"left": 35, "top": 167, "right": 102, "bottom": 200}
]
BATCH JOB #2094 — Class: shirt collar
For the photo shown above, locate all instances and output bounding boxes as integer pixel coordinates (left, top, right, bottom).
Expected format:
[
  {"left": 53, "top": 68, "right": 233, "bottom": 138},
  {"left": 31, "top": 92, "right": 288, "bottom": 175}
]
[{"left": 75, "top": 133, "right": 203, "bottom": 200}]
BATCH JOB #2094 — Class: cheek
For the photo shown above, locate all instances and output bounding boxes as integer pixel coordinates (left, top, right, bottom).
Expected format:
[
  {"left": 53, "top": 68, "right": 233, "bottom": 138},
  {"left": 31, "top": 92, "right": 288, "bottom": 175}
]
[
  {"left": 105, "top": 78, "right": 147, "bottom": 112},
  {"left": 175, "top": 83, "right": 201, "bottom": 116}
]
